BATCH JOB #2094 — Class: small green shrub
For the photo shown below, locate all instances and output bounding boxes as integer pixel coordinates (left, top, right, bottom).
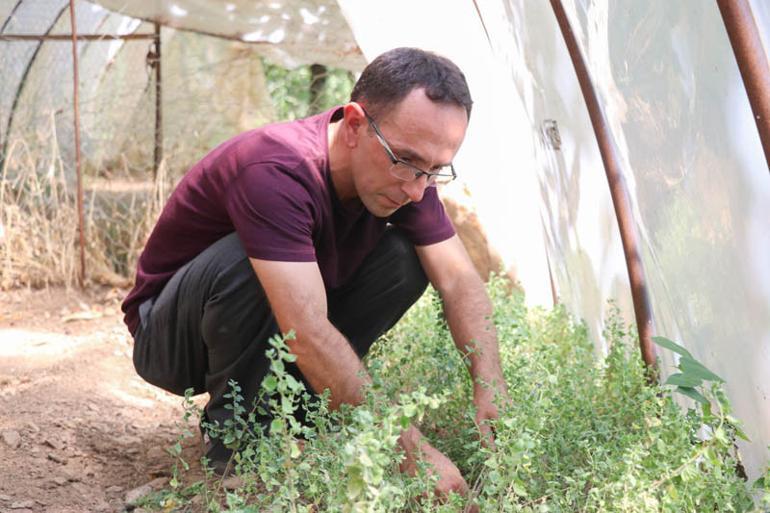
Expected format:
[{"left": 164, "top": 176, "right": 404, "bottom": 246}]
[{"left": 157, "top": 276, "right": 770, "bottom": 512}]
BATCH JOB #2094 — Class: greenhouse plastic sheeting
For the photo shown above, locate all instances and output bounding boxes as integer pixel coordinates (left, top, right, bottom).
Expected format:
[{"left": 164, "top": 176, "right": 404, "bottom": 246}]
[
  {"left": 91, "top": 0, "right": 365, "bottom": 71},
  {"left": 338, "top": 0, "right": 770, "bottom": 478},
  {"left": 337, "top": 0, "right": 556, "bottom": 310},
  {"left": 0, "top": 1, "right": 289, "bottom": 177}
]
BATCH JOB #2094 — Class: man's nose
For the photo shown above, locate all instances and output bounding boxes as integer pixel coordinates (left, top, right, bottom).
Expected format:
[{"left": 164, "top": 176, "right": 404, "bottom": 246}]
[{"left": 401, "top": 176, "right": 428, "bottom": 203}]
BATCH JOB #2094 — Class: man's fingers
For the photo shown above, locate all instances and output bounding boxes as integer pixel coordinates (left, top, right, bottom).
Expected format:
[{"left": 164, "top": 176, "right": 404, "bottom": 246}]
[{"left": 477, "top": 421, "right": 497, "bottom": 450}]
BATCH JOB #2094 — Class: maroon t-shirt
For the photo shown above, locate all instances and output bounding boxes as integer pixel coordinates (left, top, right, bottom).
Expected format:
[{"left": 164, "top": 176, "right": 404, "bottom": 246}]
[{"left": 122, "top": 107, "right": 455, "bottom": 335}]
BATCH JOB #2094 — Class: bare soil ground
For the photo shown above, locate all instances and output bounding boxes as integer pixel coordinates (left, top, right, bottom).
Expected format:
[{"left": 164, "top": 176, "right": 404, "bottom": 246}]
[{"left": 0, "top": 286, "right": 203, "bottom": 513}]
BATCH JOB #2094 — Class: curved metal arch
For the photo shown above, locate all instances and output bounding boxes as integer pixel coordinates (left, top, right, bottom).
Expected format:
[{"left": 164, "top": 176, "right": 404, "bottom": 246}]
[
  {"left": 717, "top": 0, "right": 770, "bottom": 175},
  {"left": 548, "top": 0, "right": 657, "bottom": 373},
  {"left": 1, "top": 0, "right": 24, "bottom": 32},
  {"left": 0, "top": 3, "right": 69, "bottom": 170}
]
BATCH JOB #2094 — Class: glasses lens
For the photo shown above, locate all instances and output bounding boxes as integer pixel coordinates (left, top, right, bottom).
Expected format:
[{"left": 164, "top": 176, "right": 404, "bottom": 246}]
[
  {"left": 389, "top": 163, "right": 416, "bottom": 181},
  {"left": 389, "top": 163, "right": 456, "bottom": 187}
]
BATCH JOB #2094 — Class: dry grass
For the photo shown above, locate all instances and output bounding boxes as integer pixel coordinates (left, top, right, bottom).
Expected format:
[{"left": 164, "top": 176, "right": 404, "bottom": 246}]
[{"left": 0, "top": 127, "right": 169, "bottom": 290}]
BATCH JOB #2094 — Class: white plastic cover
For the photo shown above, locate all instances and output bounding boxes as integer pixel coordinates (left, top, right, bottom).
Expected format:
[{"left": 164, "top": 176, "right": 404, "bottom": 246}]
[
  {"left": 554, "top": 0, "right": 770, "bottom": 477},
  {"left": 90, "top": 0, "right": 365, "bottom": 71},
  {"left": 338, "top": 0, "right": 770, "bottom": 478}
]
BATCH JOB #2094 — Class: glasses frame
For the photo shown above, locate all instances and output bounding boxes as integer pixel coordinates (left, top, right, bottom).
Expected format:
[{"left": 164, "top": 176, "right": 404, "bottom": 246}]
[{"left": 362, "top": 108, "right": 457, "bottom": 186}]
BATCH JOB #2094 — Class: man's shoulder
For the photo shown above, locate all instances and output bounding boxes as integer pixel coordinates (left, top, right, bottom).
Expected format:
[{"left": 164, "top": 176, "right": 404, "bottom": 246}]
[{"left": 230, "top": 108, "right": 339, "bottom": 170}]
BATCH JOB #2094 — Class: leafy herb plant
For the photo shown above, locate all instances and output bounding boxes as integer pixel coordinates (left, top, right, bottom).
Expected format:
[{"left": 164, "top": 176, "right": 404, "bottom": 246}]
[{"left": 152, "top": 276, "right": 770, "bottom": 512}]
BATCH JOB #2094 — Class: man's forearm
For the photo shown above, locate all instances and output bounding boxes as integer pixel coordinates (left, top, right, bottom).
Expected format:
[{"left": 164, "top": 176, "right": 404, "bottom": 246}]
[
  {"left": 286, "top": 318, "right": 370, "bottom": 410},
  {"left": 441, "top": 272, "right": 505, "bottom": 393}
]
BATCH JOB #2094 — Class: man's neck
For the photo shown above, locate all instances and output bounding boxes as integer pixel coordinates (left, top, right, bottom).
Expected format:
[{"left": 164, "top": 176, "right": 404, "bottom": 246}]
[{"left": 327, "top": 117, "right": 356, "bottom": 202}]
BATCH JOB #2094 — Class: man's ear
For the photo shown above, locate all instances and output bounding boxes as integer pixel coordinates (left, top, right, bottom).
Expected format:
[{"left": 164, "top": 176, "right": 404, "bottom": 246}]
[{"left": 341, "top": 102, "right": 366, "bottom": 148}]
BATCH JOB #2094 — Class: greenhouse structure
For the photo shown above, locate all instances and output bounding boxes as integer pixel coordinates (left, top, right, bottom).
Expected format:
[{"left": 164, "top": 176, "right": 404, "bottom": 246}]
[{"left": 2, "top": 0, "right": 770, "bottom": 508}]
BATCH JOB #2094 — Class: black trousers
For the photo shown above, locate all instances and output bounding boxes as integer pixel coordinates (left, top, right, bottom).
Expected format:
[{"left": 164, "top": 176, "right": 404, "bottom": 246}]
[{"left": 131, "top": 229, "right": 428, "bottom": 460}]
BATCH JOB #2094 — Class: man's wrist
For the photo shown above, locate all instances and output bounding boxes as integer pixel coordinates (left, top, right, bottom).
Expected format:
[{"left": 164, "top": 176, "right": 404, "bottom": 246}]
[{"left": 398, "top": 425, "right": 424, "bottom": 454}]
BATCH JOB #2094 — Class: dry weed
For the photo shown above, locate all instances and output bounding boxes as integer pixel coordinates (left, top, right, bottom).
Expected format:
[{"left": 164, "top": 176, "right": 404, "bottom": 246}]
[{"left": 0, "top": 124, "right": 168, "bottom": 290}]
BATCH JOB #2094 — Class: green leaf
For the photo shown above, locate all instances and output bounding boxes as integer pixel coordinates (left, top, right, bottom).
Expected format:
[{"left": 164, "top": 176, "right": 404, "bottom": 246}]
[
  {"left": 675, "top": 386, "right": 709, "bottom": 405},
  {"left": 281, "top": 395, "right": 295, "bottom": 415},
  {"left": 290, "top": 441, "right": 301, "bottom": 459},
  {"left": 262, "top": 375, "right": 278, "bottom": 392},
  {"left": 652, "top": 336, "right": 693, "bottom": 358},
  {"left": 678, "top": 356, "right": 723, "bottom": 383},
  {"left": 270, "top": 418, "right": 285, "bottom": 434},
  {"left": 665, "top": 373, "right": 702, "bottom": 388}
]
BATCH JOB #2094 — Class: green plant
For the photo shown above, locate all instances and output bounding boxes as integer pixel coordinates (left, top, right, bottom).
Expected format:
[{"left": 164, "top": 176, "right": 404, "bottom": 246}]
[{"left": 156, "top": 277, "right": 770, "bottom": 512}]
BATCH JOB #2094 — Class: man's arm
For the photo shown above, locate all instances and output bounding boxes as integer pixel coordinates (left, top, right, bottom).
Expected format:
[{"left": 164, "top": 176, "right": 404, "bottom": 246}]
[
  {"left": 249, "top": 257, "right": 469, "bottom": 494},
  {"left": 250, "top": 258, "right": 368, "bottom": 409},
  {"left": 415, "top": 235, "right": 509, "bottom": 444}
]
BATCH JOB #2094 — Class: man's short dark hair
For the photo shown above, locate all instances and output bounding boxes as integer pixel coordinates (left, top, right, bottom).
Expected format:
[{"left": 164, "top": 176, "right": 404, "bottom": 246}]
[{"left": 350, "top": 47, "right": 473, "bottom": 120}]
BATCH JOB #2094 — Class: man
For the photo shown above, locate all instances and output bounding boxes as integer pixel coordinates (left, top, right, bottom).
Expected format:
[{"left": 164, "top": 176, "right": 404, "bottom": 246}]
[{"left": 122, "top": 47, "right": 508, "bottom": 497}]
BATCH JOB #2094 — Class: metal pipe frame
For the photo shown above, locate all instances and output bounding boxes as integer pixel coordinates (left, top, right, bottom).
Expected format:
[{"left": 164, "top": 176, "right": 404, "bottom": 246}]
[
  {"left": 0, "top": 33, "right": 155, "bottom": 41},
  {"left": 548, "top": 0, "right": 657, "bottom": 373},
  {"left": 717, "top": 0, "right": 770, "bottom": 174},
  {"left": 68, "top": 0, "right": 86, "bottom": 286},
  {"left": 152, "top": 22, "right": 162, "bottom": 179}
]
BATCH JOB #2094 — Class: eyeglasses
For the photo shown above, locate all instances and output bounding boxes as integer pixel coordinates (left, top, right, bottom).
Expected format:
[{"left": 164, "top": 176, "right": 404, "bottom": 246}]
[{"left": 362, "top": 108, "right": 457, "bottom": 187}]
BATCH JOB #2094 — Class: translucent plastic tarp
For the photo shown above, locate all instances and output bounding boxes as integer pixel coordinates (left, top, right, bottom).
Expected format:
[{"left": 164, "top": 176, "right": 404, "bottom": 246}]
[
  {"left": 90, "top": 0, "right": 365, "bottom": 71},
  {"left": 337, "top": 0, "right": 555, "bottom": 309},
  {"left": 0, "top": 1, "right": 292, "bottom": 178},
  {"left": 339, "top": 0, "right": 770, "bottom": 478},
  {"left": 555, "top": 0, "right": 770, "bottom": 477}
]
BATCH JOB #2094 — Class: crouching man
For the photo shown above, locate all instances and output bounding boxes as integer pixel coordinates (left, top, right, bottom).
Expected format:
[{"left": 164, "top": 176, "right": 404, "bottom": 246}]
[{"left": 122, "top": 47, "right": 508, "bottom": 497}]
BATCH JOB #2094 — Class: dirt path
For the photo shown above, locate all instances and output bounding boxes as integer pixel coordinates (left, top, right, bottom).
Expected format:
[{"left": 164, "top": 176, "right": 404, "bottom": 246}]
[{"left": 0, "top": 286, "right": 202, "bottom": 513}]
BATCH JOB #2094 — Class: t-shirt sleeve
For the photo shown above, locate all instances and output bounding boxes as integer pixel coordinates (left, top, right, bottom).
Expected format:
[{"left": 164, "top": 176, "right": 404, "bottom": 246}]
[
  {"left": 224, "top": 163, "right": 317, "bottom": 262},
  {"left": 390, "top": 187, "right": 456, "bottom": 246}
]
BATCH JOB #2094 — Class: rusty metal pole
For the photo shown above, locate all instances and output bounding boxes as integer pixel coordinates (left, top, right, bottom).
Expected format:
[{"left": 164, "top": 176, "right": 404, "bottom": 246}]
[
  {"left": 717, "top": 0, "right": 770, "bottom": 174},
  {"left": 68, "top": 0, "right": 86, "bottom": 287},
  {"left": 549, "top": 0, "right": 657, "bottom": 374},
  {"left": 153, "top": 22, "right": 163, "bottom": 180},
  {"left": 544, "top": 241, "right": 559, "bottom": 307}
]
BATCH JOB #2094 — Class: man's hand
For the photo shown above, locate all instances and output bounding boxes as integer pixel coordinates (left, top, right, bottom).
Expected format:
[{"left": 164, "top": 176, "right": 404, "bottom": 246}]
[
  {"left": 473, "top": 381, "right": 508, "bottom": 449},
  {"left": 399, "top": 426, "right": 469, "bottom": 498}
]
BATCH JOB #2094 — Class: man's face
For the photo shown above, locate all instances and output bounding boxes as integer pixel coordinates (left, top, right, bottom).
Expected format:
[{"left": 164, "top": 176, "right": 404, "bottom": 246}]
[{"left": 350, "top": 88, "right": 468, "bottom": 217}]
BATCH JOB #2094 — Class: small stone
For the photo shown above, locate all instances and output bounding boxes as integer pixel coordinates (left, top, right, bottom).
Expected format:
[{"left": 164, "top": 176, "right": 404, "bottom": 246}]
[
  {"left": 53, "top": 476, "right": 68, "bottom": 486},
  {"left": 47, "top": 453, "right": 66, "bottom": 464},
  {"left": 124, "top": 484, "right": 153, "bottom": 505},
  {"left": 25, "top": 422, "right": 40, "bottom": 433},
  {"left": 117, "top": 434, "right": 141, "bottom": 446},
  {"left": 61, "top": 461, "right": 83, "bottom": 482},
  {"left": 0, "top": 494, "right": 11, "bottom": 501},
  {"left": 10, "top": 500, "right": 35, "bottom": 509},
  {"left": 2, "top": 429, "right": 21, "bottom": 449},
  {"left": 148, "top": 477, "right": 168, "bottom": 489},
  {"left": 146, "top": 446, "right": 166, "bottom": 460},
  {"left": 105, "top": 485, "right": 123, "bottom": 493},
  {"left": 43, "top": 437, "right": 64, "bottom": 450}
]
